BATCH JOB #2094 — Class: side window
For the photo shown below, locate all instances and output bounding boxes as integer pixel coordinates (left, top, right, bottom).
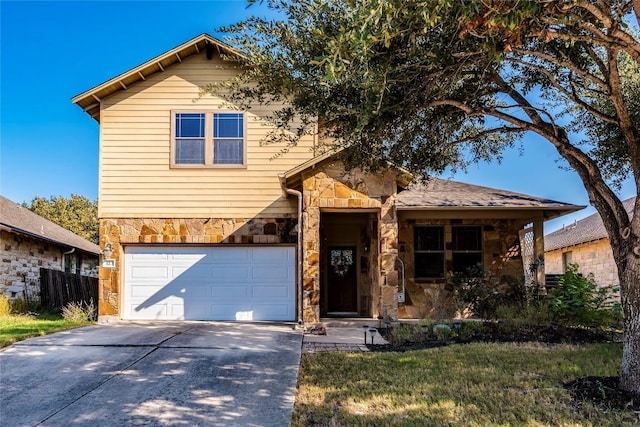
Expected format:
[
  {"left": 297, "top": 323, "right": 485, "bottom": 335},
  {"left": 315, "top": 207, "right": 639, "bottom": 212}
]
[
  {"left": 414, "top": 226, "right": 445, "bottom": 279},
  {"left": 172, "top": 112, "right": 245, "bottom": 167},
  {"left": 175, "top": 113, "right": 205, "bottom": 165},
  {"left": 213, "top": 113, "right": 244, "bottom": 165},
  {"left": 451, "top": 226, "right": 483, "bottom": 273}
]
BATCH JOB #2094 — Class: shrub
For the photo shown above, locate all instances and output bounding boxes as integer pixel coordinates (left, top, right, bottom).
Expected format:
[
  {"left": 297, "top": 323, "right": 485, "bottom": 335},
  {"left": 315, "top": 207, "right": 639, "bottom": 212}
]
[
  {"left": 450, "top": 265, "right": 528, "bottom": 319},
  {"left": 388, "top": 323, "right": 424, "bottom": 345},
  {"left": 548, "top": 264, "right": 621, "bottom": 328},
  {"left": 458, "top": 320, "right": 485, "bottom": 339},
  {"left": 432, "top": 324, "right": 452, "bottom": 341},
  {"left": 0, "top": 295, "right": 10, "bottom": 316},
  {"left": 11, "top": 297, "right": 40, "bottom": 315},
  {"left": 62, "top": 300, "right": 97, "bottom": 322}
]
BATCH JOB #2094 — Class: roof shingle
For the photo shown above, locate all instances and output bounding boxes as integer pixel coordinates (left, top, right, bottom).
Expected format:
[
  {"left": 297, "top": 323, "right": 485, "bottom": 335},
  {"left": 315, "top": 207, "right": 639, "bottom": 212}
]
[
  {"left": 396, "top": 178, "right": 583, "bottom": 219},
  {"left": 544, "top": 197, "right": 635, "bottom": 251},
  {"left": 0, "top": 196, "right": 99, "bottom": 255}
]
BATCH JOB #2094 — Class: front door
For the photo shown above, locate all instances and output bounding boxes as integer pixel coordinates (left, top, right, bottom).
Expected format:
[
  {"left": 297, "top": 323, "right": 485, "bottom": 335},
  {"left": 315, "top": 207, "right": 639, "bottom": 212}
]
[{"left": 327, "top": 246, "right": 358, "bottom": 314}]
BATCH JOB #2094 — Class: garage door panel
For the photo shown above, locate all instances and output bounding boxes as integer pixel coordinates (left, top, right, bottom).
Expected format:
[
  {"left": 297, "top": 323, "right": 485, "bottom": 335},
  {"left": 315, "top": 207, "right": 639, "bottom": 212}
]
[
  {"left": 171, "top": 265, "right": 213, "bottom": 281},
  {"left": 211, "top": 285, "right": 249, "bottom": 298},
  {"left": 124, "top": 246, "right": 295, "bottom": 321},
  {"left": 251, "top": 247, "right": 292, "bottom": 263},
  {"left": 251, "top": 304, "right": 293, "bottom": 320},
  {"left": 211, "top": 266, "right": 251, "bottom": 282},
  {"left": 210, "top": 247, "right": 251, "bottom": 263},
  {"left": 129, "top": 302, "right": 169, "bottom": 319},
  {"left": 251, "top": 265, "right": 291, "bottom": 282},
  {"left": 252, "top": 284, "right": 290, "bottom": 298},
  {"left": 129, "top": 266, "right": 169, "bottom": 280}
]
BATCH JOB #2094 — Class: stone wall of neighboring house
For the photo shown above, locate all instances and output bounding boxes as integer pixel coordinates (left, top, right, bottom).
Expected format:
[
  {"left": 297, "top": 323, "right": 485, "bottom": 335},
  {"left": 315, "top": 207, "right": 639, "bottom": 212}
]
[
  {"left": 98, "top": 216, "right": 297, "bottom": 316},
  {"left": 0, "top": 230, "right": 99, "bottom": 300},
  {"left": 1, "top": 230, "right": 63, "bottom": 299},
  {"left": 300, "top": 161, "right": 400, "bottom": 323},
  {"left": 545, "top": 238, "right": 619, "bottom": 289},
  {"left": 397, "top": 218, "right": 526, "bottom": 319}
]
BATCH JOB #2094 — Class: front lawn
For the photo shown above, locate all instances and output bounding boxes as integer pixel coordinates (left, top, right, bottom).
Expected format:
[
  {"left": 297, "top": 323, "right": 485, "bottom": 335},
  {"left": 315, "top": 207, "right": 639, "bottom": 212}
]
[
  {"left": 293, "top": 342, "right": 638, "bottom": 426},
  {"left": 0, "top": 313, "right": 92, "bottom": 348}
]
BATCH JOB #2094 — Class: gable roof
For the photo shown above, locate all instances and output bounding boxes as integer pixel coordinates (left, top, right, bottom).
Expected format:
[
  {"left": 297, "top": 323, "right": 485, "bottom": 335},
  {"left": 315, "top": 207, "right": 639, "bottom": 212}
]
[
  {"left": 72, "top": 34, "right": 241, "bottom": 122},
  {"left": 279, "top": 150, "right": 414, "bottom": 190},
  {"left": 0, "top": 196, "right": 100, "bottom": 255},
  {"left": 396, "top": 178, "right": 584, "bottom": 219},
  {"left": 545, "top": 196, "right": 636, "bottom": 251}
]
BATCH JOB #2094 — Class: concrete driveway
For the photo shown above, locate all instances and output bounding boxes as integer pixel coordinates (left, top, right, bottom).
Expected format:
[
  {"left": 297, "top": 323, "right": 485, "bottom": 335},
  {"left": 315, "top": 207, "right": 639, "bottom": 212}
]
[{"left": 0, "top": 322, "right": 302, "bottom": 426}]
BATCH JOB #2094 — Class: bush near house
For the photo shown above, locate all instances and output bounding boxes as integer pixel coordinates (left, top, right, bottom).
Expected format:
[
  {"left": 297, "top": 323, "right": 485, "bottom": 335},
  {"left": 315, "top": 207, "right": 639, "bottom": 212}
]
[
  {"left": 548, "top": 263, "right": 622, "bottom": 328},
  {"left": 449, "top": 264, "right": 621, "bottom": 331}
]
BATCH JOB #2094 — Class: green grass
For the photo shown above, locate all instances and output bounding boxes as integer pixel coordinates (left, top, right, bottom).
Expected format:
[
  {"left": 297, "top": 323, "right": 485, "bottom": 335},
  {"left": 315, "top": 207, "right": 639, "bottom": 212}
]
[
  {"left": 293, "top": 342, "right": 637, "bottom": 426},
  {"left": 0, "top": 312, "right": 92, "bottom": 348}
]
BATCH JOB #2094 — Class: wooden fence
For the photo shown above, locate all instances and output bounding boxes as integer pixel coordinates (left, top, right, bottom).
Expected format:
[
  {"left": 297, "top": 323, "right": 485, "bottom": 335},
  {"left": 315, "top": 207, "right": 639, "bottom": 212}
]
[{"left": 39, "top": 268, "right": 98, "bottom": 310}]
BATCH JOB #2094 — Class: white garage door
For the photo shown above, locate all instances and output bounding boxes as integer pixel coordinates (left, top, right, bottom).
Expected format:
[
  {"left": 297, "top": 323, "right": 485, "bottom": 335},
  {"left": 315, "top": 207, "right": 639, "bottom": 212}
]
[{"left": 123, "top": 246, "right": 296, "bottom": 321}]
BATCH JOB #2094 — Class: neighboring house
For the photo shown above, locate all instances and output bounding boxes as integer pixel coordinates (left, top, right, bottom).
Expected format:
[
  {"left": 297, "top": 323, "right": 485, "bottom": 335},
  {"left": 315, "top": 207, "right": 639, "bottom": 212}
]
[
  {"left": 545, "top": 197, "right": 635, "bottom": 289},
  {"left": 72, "top": 34, "right": 581, "bottom": 323},
  {"left": 0, "top": 196, "right": 100, "bottom": 299}
]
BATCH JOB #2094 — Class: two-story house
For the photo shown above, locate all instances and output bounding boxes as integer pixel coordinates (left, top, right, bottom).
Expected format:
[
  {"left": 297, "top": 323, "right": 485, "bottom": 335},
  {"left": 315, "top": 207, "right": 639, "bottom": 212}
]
[{"left": 72, "top": 34, "right": 581, "bottom": 323}]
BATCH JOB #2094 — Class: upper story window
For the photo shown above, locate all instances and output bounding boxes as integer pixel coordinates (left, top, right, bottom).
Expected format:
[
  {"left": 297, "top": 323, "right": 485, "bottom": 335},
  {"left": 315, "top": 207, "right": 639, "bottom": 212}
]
[
  {"left": 172, "top": 112, "right": 245, "bottom": 167},
  {"left": 213, "top": 113, "right": 244, "bottom": 165}
]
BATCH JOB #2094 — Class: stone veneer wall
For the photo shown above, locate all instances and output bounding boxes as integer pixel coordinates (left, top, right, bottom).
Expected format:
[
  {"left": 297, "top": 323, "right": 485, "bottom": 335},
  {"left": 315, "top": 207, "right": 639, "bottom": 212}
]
[
  {"left": 546, "top": 239, "right": 620, "bottom": 289},
  {"left": 397, "top": 218, "right": 526, "bottom": 319},
  {"left": 98, "top": 216, "right": 297, "bottom": 316},
  {"left": 0, "top": 230, "right": 97, "bottom": 299},
  {"left": 300, "top": 161, "right": 400, "bottom": 323}
]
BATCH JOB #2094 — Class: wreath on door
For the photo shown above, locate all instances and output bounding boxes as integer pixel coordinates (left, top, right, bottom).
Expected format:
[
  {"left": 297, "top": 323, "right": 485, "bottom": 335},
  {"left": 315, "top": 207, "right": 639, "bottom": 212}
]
[{"left": 330, "top": 249, "right": 354, "bottom": 277}]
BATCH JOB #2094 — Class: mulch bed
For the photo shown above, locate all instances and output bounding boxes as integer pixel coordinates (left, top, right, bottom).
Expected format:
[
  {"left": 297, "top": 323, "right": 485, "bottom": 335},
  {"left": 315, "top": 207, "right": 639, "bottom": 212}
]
[{"left": 564, "top": 376, "right": 640, "bottom": 411}]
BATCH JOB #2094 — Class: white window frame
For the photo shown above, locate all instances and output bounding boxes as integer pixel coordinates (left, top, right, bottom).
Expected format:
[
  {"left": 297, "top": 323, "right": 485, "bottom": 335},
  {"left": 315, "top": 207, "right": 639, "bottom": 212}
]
[{"left": 170, "top": 111, "right": 247, "bottom": 168}]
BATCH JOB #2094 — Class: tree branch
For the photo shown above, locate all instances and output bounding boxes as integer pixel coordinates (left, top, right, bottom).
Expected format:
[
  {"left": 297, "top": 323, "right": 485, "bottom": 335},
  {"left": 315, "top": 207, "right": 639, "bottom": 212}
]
[{"left": 511, "top": 48, "right": 608, "bottom": 90}]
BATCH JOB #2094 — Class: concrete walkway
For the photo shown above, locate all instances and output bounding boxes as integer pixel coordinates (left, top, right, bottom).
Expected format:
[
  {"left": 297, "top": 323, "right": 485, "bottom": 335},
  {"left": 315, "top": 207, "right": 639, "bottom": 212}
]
[{"left": 302, "top": 325, "right": 388, "bottom": 353}]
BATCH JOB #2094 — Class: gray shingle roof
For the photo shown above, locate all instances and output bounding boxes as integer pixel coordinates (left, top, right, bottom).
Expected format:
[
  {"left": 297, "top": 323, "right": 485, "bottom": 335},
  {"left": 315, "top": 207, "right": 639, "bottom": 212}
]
[
  {"left": 544, "top": 197, "right": 635, "bottom": 251},
  {"left": 396, "top": 178, "right": 583, "bottom": 219},
  {"left": 0, "top": 195, "right": 99, "bottom": 255}
]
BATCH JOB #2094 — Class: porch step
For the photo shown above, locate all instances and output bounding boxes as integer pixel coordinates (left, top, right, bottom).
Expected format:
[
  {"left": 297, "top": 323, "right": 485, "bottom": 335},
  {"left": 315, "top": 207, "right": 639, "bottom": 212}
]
[{"left": 319, "top": 318, "right": 388, "bottom": 328}]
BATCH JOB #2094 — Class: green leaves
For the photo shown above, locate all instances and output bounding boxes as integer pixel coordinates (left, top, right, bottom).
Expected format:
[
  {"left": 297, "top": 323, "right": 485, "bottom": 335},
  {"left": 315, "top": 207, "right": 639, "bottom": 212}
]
[{"left": 25, "top": 195, "right": 98, "bottom": 244}]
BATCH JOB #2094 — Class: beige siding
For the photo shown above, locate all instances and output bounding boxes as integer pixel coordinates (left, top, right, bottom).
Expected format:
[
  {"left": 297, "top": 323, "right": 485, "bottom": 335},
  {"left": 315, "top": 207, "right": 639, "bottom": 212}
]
[{"left": 99, "top": 53, "right": 316, "bottom": 218}]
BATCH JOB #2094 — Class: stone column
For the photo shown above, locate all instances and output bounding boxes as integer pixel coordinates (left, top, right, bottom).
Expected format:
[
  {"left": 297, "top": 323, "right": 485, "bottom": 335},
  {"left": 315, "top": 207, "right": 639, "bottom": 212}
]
[
  {"left": 379, "top": 197, "right": 399, "bottom": 320},
  {"left": 302, "top": 175, "right": 321, "bottom": 323}
]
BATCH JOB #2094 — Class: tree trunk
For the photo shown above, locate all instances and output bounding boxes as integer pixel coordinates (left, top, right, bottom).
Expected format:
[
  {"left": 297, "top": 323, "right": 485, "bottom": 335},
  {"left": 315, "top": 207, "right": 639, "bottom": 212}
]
[{"left": 620, "top": 230, "right": 640, "bottom": 394}]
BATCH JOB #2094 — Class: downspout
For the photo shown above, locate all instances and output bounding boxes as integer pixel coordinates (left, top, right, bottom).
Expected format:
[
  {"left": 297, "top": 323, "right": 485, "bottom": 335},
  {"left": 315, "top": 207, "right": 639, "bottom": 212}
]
[{"left": 278, "top": 174, "right": 304, "bottom": 327}]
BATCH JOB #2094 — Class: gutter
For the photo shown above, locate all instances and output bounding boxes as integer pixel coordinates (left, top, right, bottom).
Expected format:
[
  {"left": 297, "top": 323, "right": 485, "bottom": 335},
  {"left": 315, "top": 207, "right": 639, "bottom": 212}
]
[
  {"left": 278, "top": 174, "right": 304, "bottom": 327},
  {"left": 0, "top": 223, "right": 98, "bottom": 256}
]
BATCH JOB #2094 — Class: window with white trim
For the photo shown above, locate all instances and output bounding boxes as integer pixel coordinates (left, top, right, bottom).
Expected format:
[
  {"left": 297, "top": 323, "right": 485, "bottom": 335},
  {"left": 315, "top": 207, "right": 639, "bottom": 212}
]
[{"left": 172, "top": 112, "right": 245, "bottom": 167}]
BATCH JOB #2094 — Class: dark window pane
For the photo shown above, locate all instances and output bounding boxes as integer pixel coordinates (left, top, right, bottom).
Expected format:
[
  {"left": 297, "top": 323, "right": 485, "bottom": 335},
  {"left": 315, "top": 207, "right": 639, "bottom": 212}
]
[
  {"left": 415, "top": 253, "right": 445, "bottom": 278},
  {"left": 214, "top": 113, "right": 243, "bottom": 138},
  {"left": 176, "top": 139, "right": 205, "bottom": 164},
  {"left": 414, "top": 227, "right": 444, "bottom": 251},
  {"left": 452, "top": 253, "right": 483, "bottom": 274},
  {"left": 176, "top": 113, "right": 205, "bottom": 137},
  {"left": 452, "top": 226, "right": 482, "bottom": 250},
  {"left": 214, "top": 139, "right": 243, "bottom": 164}
]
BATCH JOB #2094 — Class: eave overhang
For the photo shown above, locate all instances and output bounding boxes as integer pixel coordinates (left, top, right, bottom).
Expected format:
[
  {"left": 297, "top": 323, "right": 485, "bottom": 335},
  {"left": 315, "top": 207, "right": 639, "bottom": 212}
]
[{"left": 71, "top": 33, "right": 243, "bottom": 122}]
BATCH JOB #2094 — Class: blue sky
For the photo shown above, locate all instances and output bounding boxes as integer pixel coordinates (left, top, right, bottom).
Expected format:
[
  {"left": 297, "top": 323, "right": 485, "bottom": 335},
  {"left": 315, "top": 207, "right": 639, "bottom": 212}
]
[{"left": 0, "top": 1, "right": 635, "bottom": 233}]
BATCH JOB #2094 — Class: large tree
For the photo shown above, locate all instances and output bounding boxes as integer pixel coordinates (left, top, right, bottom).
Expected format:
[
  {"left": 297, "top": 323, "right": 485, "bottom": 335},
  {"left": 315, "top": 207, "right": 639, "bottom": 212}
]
[
  {"left": 24, "top": 194, "right": 99, "bottom": 244},
  {"left": 216, "top": 0, "right": 640, "bottom": 392}
]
